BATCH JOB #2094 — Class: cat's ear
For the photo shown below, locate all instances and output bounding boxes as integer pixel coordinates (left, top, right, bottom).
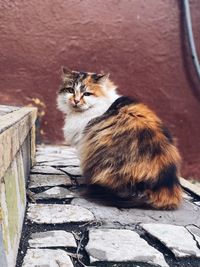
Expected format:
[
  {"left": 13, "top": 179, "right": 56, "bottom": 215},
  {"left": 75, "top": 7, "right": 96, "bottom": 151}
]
[
  {"left": 61, "top": 66, "right": 72, "bottom": 76},
  {"left": 61, "top": 66, "right": 75, "bottom": 82},
  {"left": 61, "top": 66, "right": 80, "bottom": 80},
  {"left": 92, "top": 73, "right": 110, "bottom": 84}
]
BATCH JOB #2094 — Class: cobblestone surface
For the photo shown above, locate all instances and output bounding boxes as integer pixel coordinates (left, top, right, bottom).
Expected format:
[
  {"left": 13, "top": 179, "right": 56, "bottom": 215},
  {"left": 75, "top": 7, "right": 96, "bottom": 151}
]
[{"left": 17, "top": 145, "right": 200, "bottom": 267}]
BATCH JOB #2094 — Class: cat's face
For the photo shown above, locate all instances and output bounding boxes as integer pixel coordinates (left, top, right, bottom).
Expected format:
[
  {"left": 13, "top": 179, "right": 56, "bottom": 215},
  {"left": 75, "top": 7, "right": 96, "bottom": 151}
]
[{"left": 57, "top": 67, "right": 110, "bottom": 113}]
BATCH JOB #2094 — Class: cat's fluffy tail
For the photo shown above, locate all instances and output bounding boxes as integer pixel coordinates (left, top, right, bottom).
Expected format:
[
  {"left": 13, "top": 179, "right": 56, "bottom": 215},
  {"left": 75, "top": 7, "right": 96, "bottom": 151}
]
[{"left": 147, "top": 184, "right": 183, "bottom": 210}]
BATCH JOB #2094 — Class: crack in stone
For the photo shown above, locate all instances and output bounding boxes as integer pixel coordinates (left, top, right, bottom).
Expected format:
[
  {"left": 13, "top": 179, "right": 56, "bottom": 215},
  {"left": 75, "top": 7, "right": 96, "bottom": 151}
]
[
  {"left": 138, "top": 224, "right": 177, "bottom": 263},
  {"left": 185, "top": 225, "right": 200, "bottom": 250},
  {"left": 57, "top": 168, "right": 81, "bottom": 187},
  {"left": 147, "top": 215, "right": 159, "bottom": 222}
]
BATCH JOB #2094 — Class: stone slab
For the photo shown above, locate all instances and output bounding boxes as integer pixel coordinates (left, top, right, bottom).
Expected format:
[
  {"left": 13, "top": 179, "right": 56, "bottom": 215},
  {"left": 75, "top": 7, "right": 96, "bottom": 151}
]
[
  {"left": 182, "top": 192, "right": 193, "bottom": 200},
  {"left": 194, "top": 201, "right": 200, "bottom": 206},
  {"left": 141, "top": 224, "right": 200, "bottom": 257},
  {"left": 22, "top": 249, "right": 74, "bottom": 267},
  {"left": 60, "top": 166, "right": 82, "bottom": 176},
  {"left": 72, "top": 197, "right": 200, "bottom": 227},
  {"left": 27, "top": 204, "right": 94, "bottom": 224},
  {"left": 180, "top": 177, "right": 200, "bottom": 198},
  {"left": 33, "top": 187, "right": 74, "bottom": 200},
  {"left": 31, "top": 165, "right": 64, "bottom": 175},
  {"left": 29, "top": 174, "right": 72, "bottom": 188},
  {"left": 186, "top": 225, "right": 200, "bottom": 246},
  {"left": 86, "top": 229, "right": 168, "bottom": 267},
  {"left": 29, "top": 230, "right": 77, "bottom": 248}
]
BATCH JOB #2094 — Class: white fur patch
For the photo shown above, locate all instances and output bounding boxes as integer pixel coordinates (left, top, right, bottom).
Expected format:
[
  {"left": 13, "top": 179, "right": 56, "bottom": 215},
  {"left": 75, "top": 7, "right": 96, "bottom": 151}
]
[{"left": 57, "top": 87, "right": 120, "bottom": 147}]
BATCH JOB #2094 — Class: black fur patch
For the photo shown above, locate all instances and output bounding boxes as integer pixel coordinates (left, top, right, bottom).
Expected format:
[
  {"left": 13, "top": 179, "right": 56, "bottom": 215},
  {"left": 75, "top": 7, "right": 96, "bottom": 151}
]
[
  {"left": 137, "top": 128, "right": 155, "bottom": 157},
  {"left": 135, "top": 181, "right": 151, "bottom": 192},
  {"left": 59, "top": 87, "right": 67, "bottom": 94},
  {"left": 85, "top": 96, "right": 138, "bottom": 131},
  {"left": 161, "top": 125, "right": 173, "bottom": 144},
  {"left": 83, "top": 115, "right": 107, "bottom": 133},
  {"left": 79, "top": 72, "right": 87, "bottom": 80},
  {"left": 106, "top": 96, "right": 138, "bottom": 115},
  {"left": 91, "top": 73, "right": 100, "bottom": 81},
  {"left": 150, "top": 142, "right": 163, "bottom": 158},
  {"left": 72, "top": 72, "right": 87, "bottom": 85},
  {"left": 137, "top": 128, "right": 155, "bottom": 142},
  {"left": 153, "top": 164, "right": 179, "bottom": 191}
]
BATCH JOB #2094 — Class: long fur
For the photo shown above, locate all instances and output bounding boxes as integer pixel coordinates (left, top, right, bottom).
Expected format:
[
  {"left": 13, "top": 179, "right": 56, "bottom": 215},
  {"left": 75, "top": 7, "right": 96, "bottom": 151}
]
[
  {"left": 79, "top": 96, "right": 182, "bottom": 210},
  {"left": 57, "top": 69, "right": 182, "bottom": 210}
]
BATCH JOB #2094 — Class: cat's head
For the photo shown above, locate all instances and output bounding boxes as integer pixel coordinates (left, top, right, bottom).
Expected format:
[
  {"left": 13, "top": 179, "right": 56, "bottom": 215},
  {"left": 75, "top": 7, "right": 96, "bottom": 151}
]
[{"left": 57, "top": 67, "right": 117, "bottom": 113}]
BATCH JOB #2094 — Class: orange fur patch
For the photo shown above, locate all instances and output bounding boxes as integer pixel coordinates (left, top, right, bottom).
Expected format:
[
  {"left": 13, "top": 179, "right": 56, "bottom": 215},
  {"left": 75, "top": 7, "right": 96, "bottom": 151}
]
[
  {"left": 83, "top": 76, "right": 105, "bottom": 97},
  {"left": 147, "top": 185, "right": 183, "bottom": 210}
]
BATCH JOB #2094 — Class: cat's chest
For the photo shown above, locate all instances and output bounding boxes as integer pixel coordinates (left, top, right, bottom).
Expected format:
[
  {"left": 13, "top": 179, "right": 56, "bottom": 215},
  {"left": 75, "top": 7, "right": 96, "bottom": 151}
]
[
  {"left": 63, "top": 100, "right": 117, "bottom": 146},
  {"left": 63, "top": 111, "right": 96, "bottom": 146}
]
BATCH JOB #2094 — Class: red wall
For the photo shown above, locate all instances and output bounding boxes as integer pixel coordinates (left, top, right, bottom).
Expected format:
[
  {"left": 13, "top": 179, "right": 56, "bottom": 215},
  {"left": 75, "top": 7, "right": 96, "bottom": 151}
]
[{"left": 0, "top": 0, "right": 200, "bottom": 179}]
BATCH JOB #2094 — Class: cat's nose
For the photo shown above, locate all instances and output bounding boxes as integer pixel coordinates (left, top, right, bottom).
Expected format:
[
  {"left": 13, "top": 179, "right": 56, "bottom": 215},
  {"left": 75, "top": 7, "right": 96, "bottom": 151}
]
[{"left": 74, "top": 99, "right": 80, "bottom": 105}]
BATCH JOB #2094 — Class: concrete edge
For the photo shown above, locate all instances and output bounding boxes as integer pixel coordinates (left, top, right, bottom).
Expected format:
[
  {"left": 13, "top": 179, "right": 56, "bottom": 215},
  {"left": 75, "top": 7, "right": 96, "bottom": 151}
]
[
  {"left": 0, "top": 107, "right": 37, "bottom": 179},
  {"left": 180, "top": 177, "right": 200, "bottom": 198},
  {"left": 0, "top": 107, "right": 37, "bottom": 134}
]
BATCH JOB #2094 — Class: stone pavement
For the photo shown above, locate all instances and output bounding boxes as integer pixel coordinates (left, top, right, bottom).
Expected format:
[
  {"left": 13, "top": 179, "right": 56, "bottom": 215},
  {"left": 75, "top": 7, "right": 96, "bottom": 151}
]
[{"left": 16, "top": 145, "right": 200, "bottom": 267}]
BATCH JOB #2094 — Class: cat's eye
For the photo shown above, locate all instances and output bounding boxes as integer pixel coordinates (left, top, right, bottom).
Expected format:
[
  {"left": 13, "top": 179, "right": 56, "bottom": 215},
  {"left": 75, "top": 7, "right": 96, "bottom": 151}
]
[
  {"left": 65, "top": 87, "right": 74, "bottom": 93},
  {"left": 84, "top": 92, "right": 93, "bottom": 96}
]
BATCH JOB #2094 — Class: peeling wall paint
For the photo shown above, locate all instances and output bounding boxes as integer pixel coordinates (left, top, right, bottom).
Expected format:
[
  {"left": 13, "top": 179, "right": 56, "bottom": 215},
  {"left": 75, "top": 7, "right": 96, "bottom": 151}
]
[{"left": 0, "top": 0, "right": 200, "bottom": 179}]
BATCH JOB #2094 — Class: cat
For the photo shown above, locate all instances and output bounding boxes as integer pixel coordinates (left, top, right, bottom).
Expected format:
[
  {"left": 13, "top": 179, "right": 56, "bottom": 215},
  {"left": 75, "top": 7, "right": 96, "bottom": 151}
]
[
  {"left": 57, "top": 67, "right": 182, "bottom": 210},
  {"left": 57, "top": 67, "right": 120, "bottom": 146}
]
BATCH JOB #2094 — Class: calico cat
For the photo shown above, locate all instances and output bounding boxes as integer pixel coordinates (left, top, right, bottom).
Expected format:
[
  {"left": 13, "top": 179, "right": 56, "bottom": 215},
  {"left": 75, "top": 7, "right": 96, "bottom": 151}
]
[{"left": 57, "top": 68, "right": 182, "bottom": 210}]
